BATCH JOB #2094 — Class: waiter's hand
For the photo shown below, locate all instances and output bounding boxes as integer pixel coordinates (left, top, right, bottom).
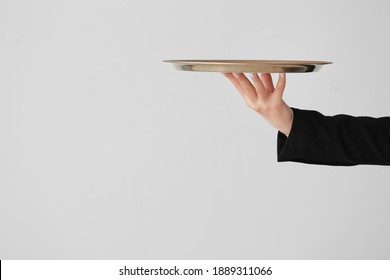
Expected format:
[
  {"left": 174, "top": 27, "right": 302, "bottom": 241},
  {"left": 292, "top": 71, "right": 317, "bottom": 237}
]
[{"left": 223, "top": 72, "right": 293, "bottom": 137}]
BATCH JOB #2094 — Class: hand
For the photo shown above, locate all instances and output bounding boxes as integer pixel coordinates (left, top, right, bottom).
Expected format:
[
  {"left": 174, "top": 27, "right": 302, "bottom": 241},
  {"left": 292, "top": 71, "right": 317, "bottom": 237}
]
[{"left": 223, "top": 72, "right": 293, "bottom": 137}]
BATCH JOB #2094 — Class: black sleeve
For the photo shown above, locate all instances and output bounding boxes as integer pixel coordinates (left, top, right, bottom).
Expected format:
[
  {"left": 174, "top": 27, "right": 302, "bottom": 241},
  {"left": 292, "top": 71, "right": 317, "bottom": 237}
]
[{"left": 277, "top": 107, "right": 390, "bottom": 166}]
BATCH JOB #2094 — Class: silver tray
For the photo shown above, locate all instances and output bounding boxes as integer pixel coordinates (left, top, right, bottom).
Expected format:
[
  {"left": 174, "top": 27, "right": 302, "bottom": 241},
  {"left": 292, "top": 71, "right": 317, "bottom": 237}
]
[{"left": 163, "top": 59, "right": 332, "bottom": 73}]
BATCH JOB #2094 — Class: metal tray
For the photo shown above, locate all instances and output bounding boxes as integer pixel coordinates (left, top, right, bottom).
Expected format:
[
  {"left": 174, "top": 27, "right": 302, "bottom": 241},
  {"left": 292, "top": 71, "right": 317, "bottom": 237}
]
[{"left": 163, "top": 59, "right": 332, "bottom": 73}]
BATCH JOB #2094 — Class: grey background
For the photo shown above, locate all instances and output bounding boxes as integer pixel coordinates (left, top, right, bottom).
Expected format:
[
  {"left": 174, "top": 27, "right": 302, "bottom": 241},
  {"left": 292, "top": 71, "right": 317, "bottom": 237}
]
[{"left": 1, "top": 0, "right": 390, "bottom": 259}]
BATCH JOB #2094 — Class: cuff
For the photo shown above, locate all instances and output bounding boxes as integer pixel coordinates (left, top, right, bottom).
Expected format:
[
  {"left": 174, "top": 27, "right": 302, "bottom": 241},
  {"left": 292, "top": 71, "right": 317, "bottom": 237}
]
[{"left": 277, "top": 107, "right": 315, "bottom": 164}]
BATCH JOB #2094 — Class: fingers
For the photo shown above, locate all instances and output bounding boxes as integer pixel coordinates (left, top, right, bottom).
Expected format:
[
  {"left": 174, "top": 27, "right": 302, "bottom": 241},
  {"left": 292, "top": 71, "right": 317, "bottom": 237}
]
[
  {"left": 223, "top": 73, "right": 243, "bottom": 92},
  {"left": 223, "top": 72, "right": 286, "bottom": 103},
  {"left": 234, "top": 73, "right": 259, "bottom": 100},
  {"left": 250, "top": 73, "right": 266, "bottom": 95},
  {"left": 260, "top": 73, "right": 275, "bottom": 92},
  {"left": 275, "top": 73, "right": 286, "bottom": 97}
]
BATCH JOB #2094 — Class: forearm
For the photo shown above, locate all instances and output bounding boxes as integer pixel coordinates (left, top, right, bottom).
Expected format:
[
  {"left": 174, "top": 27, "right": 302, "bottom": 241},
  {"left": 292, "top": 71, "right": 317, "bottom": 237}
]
[{"left": 278, "top": 108, "right": 390, "bottom": 166}]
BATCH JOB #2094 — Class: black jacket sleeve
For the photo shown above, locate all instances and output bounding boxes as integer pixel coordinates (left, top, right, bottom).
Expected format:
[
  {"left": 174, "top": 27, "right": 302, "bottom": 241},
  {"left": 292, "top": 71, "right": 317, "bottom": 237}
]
[{"left": 277, "top": 107, "right": 390, "bottom": 166}]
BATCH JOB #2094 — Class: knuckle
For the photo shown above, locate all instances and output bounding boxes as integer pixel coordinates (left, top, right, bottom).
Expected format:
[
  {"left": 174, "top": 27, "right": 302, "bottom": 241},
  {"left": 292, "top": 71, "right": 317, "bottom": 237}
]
[
  {"left": 244, "top": 100, "right": 256, "bottom": 110},
  {"left": 251, "top": 103, "right": 263, "bottom": 112}
]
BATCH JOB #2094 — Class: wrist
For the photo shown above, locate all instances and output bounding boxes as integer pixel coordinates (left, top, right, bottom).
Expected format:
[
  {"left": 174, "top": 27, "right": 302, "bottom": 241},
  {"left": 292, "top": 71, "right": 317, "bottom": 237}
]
[
  {"left": 261, "top": 104, "right": 293, "bottom": 137},
  {"left": 279, "top": 107, "right": 293, "bottom": 137}
]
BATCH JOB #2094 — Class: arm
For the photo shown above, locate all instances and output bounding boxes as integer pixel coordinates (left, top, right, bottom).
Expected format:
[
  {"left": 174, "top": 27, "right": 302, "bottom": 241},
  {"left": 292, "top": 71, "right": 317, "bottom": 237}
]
[
  {"left": 223, "top": 72, "right": 390, "bottom": 166},
  {"left": 278, "top": 108, "right": 390, "bottom": 166}
]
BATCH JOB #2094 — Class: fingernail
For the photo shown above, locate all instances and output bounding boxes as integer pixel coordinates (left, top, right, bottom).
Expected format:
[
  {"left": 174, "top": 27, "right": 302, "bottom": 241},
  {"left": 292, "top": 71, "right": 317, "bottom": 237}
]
[{"left": 280, "top": 73, "right": 285, "bottom": 78}]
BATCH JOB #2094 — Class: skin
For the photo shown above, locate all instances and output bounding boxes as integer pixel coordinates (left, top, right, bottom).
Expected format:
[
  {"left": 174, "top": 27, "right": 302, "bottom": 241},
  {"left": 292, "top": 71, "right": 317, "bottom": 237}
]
[{"left": 223, "top": 72, "right": 293, "bottom": 137}]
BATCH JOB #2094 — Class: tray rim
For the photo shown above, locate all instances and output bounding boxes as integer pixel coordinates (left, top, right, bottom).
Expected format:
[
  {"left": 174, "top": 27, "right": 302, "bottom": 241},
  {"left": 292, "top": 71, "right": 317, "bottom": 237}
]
[
  {"left": 163, "top": 59, "right": 332, "bottom": 73},
  {"left": 163, "top": 59, "right": 333, "bottom": 65}
]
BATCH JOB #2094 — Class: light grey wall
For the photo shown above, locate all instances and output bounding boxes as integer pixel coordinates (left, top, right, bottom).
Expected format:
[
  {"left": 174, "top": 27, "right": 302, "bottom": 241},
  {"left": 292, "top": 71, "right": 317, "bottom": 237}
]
[{"left": 1, "top": 0, "right": 390, "bottom": 259}]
